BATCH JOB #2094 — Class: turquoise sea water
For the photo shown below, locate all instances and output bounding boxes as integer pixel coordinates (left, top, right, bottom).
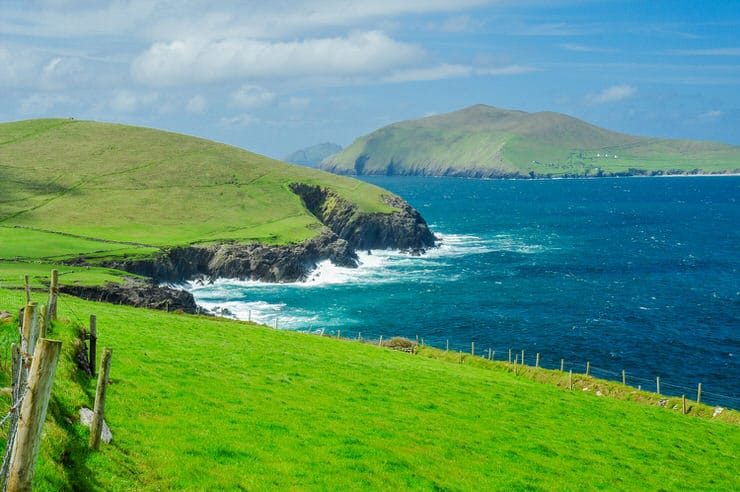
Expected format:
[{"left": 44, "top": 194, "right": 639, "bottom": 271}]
[{"left": 189, "top": 176, "right": 739, "bottom": 407}]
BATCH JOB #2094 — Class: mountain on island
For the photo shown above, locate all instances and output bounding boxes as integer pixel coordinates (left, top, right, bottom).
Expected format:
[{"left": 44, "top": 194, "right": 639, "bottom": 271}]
[
  {"left": 285, "top": 142, "right": 342, "bottom": 168},
  {"left": 321, "top": 104, "right": 740, "bottom": 178}
]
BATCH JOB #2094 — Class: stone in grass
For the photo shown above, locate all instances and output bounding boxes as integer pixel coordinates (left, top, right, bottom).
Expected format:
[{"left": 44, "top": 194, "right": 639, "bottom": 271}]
[
  {"left": 79, "top": 407, "right": 112, "bottom": 444},
  {"left": 713, "top": 407, "right": 724, "bottom": 418},
  {"left": 0, "top": 311, "right": 12, "bottom": 323}
]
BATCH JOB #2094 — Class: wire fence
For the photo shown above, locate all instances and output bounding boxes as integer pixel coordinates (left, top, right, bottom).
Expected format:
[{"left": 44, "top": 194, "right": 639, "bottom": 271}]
[{"left": 1, "top": 288, "right": 738, "bottom": 409}]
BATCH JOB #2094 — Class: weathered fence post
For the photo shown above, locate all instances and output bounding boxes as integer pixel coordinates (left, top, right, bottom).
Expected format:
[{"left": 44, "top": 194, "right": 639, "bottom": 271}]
[
  {"left": 622, "top": 369, "right": 626, "bottom": 385},
  {"left": 560, "top": 358, "right": 564, "bottom": 372},
  {"left": 656, "top": 376, "right": 661, "bottom": 395},
  {"left": 568, "top": 370, "right": 573, "bottom": 390},
  {"left": 488, "top": 348, "right": 492, "bottom": 360},
  {"left": 446, "top": 339, "right": 449, "bottom": 352},
  {"left": 682, "top": 394, "right": 687, "bottom": 415},
  {"left": 337, "top": 330, "right": 341, "bottom": 339},
  {"left": 378, "top": 335, "right": 383, "bottom": 346},
  {"left": 90, "top": 348, "right": 112, "bottom": 450},
  {"left": 421, "top": 338, "right": 424, "bottom": 346},
  {"left": 535, "top": 353, "right": 540, "bottom": 368},
  {"left": 7, "top": 338, "right": 62, "bottom": 491},
  {"left": 48, "top": 269, "right": 59, "bottom": 321},
  {"left": 586, "top": 360, "right": 590, "bottom": 376},
  {"left": 508, "top": 348, "right": 512, "bottom": 363},
  {"left": 22, "top": 303, "right": 39, "bottom": 356},
  {"left": 696, "top": 383, "right": 702, "bottom": 405},
  {"left": 492, "top": 350, "right": 496, "bottom": 361},
  {"left": 357, "top": 332, "right": 362, "bottom": 341},
  {"left": 274, "top": 318, "right": 278, "bottom": 329},
  {"left": 521, "top": 350, "right": 525, "bottom": 366},
  {"left": 23, "top": 275, "right": 31, "bottom": 304},
  {"left": 471, "top": 341, "right": 475, "bottom": 356},
  {"left": 89, "top": 315, "right": 97, "bottom": 377},
  {"left": 39, "top": 305, "right": 48, "bottom": 339}
]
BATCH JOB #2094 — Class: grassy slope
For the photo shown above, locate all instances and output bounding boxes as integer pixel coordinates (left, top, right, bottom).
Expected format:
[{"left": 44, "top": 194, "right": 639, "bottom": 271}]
[
  {"left": 0, "top": 119, "right": 396, "bottom": 287},
  {"left": 323, "top": 105, "right": 740, "bottom": 176},
  {"left": 0, "top": 290, "right": 737, "bottom": 490}
]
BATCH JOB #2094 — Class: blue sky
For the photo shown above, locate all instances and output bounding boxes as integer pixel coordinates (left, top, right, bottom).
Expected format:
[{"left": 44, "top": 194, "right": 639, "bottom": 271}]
[{"left": 2, "top": 0, "right": 739, "bottom": 158}]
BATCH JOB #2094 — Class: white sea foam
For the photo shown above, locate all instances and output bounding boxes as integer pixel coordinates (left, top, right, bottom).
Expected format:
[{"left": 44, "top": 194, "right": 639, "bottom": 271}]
[{"left": 184, "top": 230, "right": 550, "bottom": 325}]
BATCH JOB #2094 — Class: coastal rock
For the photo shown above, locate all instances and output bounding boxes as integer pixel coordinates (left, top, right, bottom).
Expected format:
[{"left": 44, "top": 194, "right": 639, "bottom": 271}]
[
  {"left": 100, "top": 183, "right": 435, "bottom": 284},
  {"left": 60, "top": 280, "right": 198, "bottom": 313},
  {"left": 79, "top": 407, "right": 112, "bottom": 443}
]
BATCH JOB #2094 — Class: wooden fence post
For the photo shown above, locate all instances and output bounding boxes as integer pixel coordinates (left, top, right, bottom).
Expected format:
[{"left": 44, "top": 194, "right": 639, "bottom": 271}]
[
  {"left": 90, "top": 348, "right": 112, "bottom": 450},
  {"left": 7, "top": 338, "right": 62, "bottom": 491},
  {"left": 696, "top": 383, "right": 702, "bottom": 405},
  {"left": 508, "top": 348, "right": 512, "bottom": 363},
  {"left": 585, "top": 360, "right": 590, "bottom": 376},
  {"left": 421, "top": 338, "right": 424, "bottom": 346},
  {"left": 521, "top": 350, "right": 525, "bottom": 366},
  {"left": 492, "top": 350, "right": 495, "bottom": 361},
  {"left": 535, "top": 353, "right": 540, "bottom": 368},
  {"left": 337, "top": 330, "right": 341, "bottom": 339},
  {"left": 39, "top": 305, "right": 48, "bottom": 339},
  {"left": 682, "top": 394, "right": 687, "bottom": 415},
  {"left": 89, "top": 315, "right": 97, "bottom": 377},
  {"left": 48, "top": 269, "right": 59, "bottom": 321},
  {"left": 23, "top": 275, "right": 31, "bottom": 304},
  {"left": 446, "top": 339, "right": 449, "bottom": 352},
  {"left": 22, "top": 303, "right": 39, "bottom": 356},
  {"left": 471, "top": 341, "right": 475, "bottom": 355},
  {"left": 622, "top": 370, "right": 626, "bottom": 385},
  {"left": 568, "top": 370, "right": 573, "bottom": 390},
  {"left": 488, "top": 348, "right": 492, "bottom": 360},
  {"left": 656, "top": 376, "right": 661, "bottom": 395},
  {"left": 378, "top": 335, "right": 383, "bottom": 346}
]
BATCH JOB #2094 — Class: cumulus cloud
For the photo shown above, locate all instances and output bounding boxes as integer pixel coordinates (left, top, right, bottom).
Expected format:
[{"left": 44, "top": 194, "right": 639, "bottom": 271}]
[
  {"left": 131, "top": 31, "right": 425, "bottom": 86},
  {"left": 185, "top": 95, "right": 208, "bottom": 114},
  {"left": 231, "top": 85, "right": 276, "bottom": 109},
  {"left": 586, "top": 84, "right": 637, "bottom": 104}
]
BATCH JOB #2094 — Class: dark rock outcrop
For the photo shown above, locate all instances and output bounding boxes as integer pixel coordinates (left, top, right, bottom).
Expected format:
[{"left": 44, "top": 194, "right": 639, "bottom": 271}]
[
  {"left": 289, "top": 183, "right": 436, "bottom": 251},
  {"left": 60, "top": 281, "right": 198, "bottom": 313}
]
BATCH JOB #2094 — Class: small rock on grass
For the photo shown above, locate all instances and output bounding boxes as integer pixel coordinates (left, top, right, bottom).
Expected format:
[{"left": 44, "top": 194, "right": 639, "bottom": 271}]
[
  {"left": 79, "top": 407, "right": 112, "bottom": 443},
  {"left": 713, "top": 407, "right": 724, "bottom": 418}
]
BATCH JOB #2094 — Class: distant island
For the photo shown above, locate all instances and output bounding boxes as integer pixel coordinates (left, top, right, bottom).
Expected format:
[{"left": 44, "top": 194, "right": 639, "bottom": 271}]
[
  {"left": 285, "top": 142, "right": 342, "bottom": 168},
  {"left": 321, "top": 104, "right": 740, "bottom": 178}
]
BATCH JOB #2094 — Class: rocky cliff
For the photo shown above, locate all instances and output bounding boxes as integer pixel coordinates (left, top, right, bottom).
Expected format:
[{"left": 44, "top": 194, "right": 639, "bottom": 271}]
[{"left": 100, "top": 184, "right": 435, "bottom": 285}]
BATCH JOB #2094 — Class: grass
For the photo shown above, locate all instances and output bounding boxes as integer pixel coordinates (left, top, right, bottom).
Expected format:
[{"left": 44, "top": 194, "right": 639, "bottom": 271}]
[
  {"left": 323, "top": 104, "right": 740, "bottom": 177},
  {"left": 0, "top": 118, "right": 398, "bottom": 288},
  {"left": 0, "top": 289, "right": 737, "bottom": 490}
]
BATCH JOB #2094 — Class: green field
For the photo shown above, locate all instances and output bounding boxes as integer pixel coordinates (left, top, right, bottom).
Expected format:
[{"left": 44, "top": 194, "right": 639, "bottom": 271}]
[
  {"left": 0, "top": 290, "right": 737, "bottom": 490},
  {"left": 0, "top": 118, "right": 398, "bottom": 288},
  {"left": 323, "top": 105, "right": 740, "bottom": 177}
]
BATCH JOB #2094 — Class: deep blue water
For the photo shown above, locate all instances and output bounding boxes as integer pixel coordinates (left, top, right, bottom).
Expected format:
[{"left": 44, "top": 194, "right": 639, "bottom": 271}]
[{"left": 190, "top": 176, "right": 739, "bottom": 407}]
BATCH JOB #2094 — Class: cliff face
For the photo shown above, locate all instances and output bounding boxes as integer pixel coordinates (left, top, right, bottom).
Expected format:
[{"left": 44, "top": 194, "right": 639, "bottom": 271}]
[{"left": 100, "top": 184, "right": 435, "bottom": 285}]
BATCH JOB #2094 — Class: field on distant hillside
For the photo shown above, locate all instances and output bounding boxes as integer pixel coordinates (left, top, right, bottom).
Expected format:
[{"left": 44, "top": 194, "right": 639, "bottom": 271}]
[
  {"left": 323, "top": 105, "right": 740, "bottom": 177},
  {"left": 0, "top": 289, "right": 737, "bottom": 490}
]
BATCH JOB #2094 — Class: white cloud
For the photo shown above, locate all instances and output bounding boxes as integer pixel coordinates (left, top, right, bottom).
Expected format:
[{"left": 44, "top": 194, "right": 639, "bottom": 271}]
[
  {"left": 185, "top": 95, "right": 208, "bottom": 114},
  {"left": 431, "top": 15, "right": 484, "bottom": 33},
  {"left": 220, "top": 113, "right": 260, "bottom": 126},
  {"left": 18, "top": 93, "right": 71, "bottom": 115},
  {"left": 559, "top": 43, "right": 615, "bottom": 53},
  {"left": 384, "top": 63, "right": 538, "bottom": 83},
  {"left": 586, "top": 84, "right": 637, "bottom": 104},
  {"left": 670, "top": 48, "right": 740, "bottom": 56},
  {"left": 110, "top": 90, "right": 158, "bottom": 112},
  {"left": 699, "top": 109, "right": 722, "bottom": 119},
  {"left": 231, "top": 85, "right": 276, "bottom": 109},
  {"left": 131, "top": 31, "right": 425, "bottom": 86}
]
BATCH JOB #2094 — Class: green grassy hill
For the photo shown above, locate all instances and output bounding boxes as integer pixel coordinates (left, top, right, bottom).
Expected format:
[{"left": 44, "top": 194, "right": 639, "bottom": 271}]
[
  {"left": 322, "top": 105, "right": 740, "bottom": 177},
  {"left": 0, "top": 119, "right": 398, "bottom": 288},
  {"left": 0, "top": 289, "right": 737, "bottom": 490}
]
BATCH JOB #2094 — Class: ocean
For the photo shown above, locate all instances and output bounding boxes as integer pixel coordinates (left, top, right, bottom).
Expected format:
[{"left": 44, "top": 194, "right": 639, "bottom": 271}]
[{"left": 187, "top": 176, "right": 739, "bottom": 407}]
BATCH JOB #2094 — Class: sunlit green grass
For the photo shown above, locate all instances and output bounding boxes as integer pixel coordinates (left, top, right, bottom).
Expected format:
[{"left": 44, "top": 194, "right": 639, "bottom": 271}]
[{"left": 0, "top": 290, "right": 736, "bottom": 490}]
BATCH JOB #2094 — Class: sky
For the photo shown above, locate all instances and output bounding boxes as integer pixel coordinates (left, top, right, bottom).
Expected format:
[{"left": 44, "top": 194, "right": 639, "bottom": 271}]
[{"left": 2, "top": 0, "right": 740, "bottom": 159}]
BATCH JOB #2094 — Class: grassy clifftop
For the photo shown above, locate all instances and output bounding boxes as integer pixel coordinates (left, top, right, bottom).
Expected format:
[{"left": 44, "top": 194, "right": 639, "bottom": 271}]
[
  {"left": 322, "top": 104, "right": 740, "bottom": 177},
  {"left": 0, "top": 119, "right": 402, "bottom": 288},
  {"left": 0, "top": 289, "right": 737, "bottom": 490}
]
